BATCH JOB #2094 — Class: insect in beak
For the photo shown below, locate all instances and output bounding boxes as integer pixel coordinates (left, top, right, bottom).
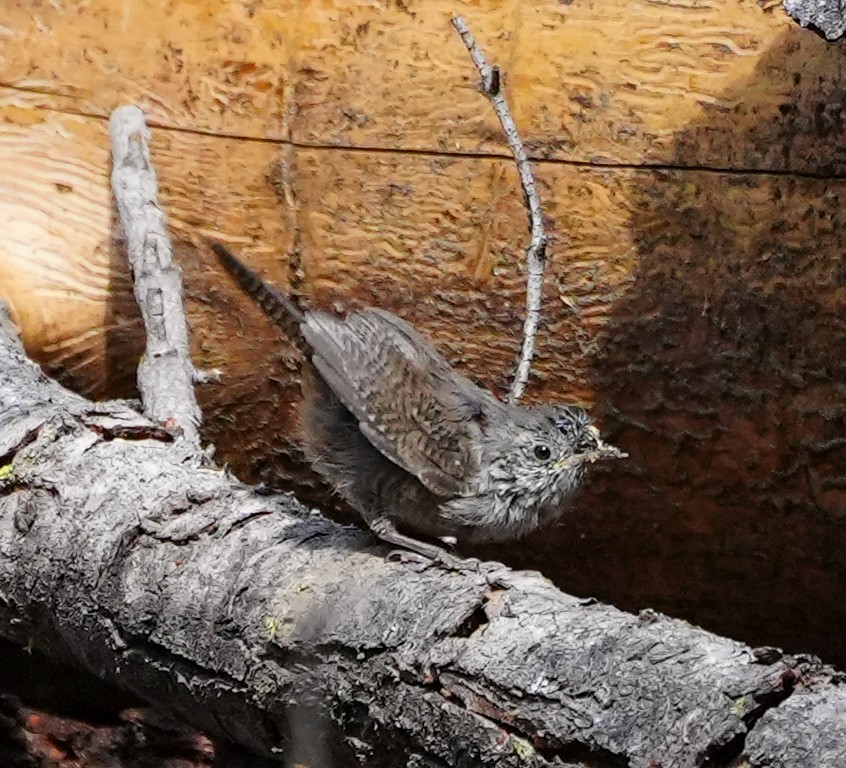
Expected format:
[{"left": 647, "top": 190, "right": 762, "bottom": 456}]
[
  {"left": 554, "top": 430, "right": 628, "bottom": 470},
  {"left": 587, "top": 441, "right": 628, "bottom": 463}
]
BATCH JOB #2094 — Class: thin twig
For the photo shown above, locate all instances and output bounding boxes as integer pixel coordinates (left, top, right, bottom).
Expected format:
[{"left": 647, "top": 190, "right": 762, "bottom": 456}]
[
  {"left": 109, "top": 105, "right": 202, "bottom": 445},
  {"left": 451, "top": 14, "right": 549, "bottom": 404}
]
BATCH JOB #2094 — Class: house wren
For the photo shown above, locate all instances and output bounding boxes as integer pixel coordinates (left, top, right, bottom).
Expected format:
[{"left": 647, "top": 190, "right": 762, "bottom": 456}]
[{"left": 211, "top": 242, "right": 624, "bottom": 563}]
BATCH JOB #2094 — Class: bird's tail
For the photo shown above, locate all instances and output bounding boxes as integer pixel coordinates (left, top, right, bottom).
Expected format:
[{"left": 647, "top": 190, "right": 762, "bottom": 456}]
[{"left": 209, "top": 241, "right": 306, "bottom": 337}]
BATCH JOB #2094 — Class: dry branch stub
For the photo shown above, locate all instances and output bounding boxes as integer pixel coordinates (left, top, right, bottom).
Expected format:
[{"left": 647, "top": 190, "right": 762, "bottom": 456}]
[
  {"left": 109, "top": 105, "right": 202, "bottom": 446},
  {"left": 451, "top": 14, "right": 550, "bottom": 404}
]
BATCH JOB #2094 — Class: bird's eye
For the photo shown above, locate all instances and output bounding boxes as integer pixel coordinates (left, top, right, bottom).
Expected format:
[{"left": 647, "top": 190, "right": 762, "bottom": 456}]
[{"left": 533, "top": 445, "right": 551, "bottom": 461}]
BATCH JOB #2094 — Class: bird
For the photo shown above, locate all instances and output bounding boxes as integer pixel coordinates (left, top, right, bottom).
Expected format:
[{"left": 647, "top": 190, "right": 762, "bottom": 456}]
[{"left": 210, "top": 241, "right": 625, "bottom": 564}]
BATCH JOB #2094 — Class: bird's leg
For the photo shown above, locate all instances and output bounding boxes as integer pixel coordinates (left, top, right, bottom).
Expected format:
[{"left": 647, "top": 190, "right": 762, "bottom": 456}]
[{"left": 368, "top": 517, "right": 473, "bottom": 570}]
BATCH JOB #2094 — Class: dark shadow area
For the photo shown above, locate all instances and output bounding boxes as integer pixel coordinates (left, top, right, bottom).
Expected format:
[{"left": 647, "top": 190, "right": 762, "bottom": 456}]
[
  {"left": 0, "top": 639, "right": 216, "bottom": 767},
  {"left": 0, "top": 694, "right": 37, "bottom": 768},
  {"left": 0, "top": 639, "right": 138, "bottom": 723},
  {"left": 19, "top": 213, "right": 143, "bottom": 403},
  {"left": 483, "top": 26, "right": 846, "bottom": 666}
]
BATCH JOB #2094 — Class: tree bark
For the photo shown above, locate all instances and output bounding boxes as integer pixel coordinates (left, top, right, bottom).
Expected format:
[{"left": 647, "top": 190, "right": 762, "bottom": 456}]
[
  {"left": 783, "top": 0, "right": 846, "bottom": 40},
  {"left": 0, "top": 312, "right": 844, "bottom": 767},
  {"left": 108, "top": 105, "right": 203, "bottom": 446}
]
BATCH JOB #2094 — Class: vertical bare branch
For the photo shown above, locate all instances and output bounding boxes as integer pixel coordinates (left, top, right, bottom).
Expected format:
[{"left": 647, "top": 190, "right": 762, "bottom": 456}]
[
  {"left": 109, "top": 105, "right": 202, "bottom": 445},
  {"left": 451, "top": 14, "right": 549, "bottom": 404}
]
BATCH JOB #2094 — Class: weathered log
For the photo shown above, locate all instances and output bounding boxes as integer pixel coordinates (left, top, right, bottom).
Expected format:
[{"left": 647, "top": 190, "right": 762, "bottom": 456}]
[{"left": 0, "top": 308, "right": 845, "bottom": 767}]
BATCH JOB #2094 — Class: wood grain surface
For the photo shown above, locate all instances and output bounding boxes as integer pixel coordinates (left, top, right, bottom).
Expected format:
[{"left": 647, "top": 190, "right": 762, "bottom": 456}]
[{"left": 1, "top": 0, "right": 845, "bottom": 666}]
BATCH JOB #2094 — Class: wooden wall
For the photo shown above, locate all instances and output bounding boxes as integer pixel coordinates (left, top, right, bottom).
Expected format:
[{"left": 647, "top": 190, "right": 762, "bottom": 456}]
[{"left": 1, "top": 0, "right": 845, "bottom": 664}]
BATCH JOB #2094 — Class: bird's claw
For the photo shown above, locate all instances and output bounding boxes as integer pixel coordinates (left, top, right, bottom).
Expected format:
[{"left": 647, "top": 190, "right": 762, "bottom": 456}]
[{"left": 386, "top": 547, "right": 493, "bottom": 575}]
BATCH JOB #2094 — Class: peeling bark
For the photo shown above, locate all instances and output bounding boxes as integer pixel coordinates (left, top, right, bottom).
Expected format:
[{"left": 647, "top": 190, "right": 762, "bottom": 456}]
[
  {"left": 0, "top": 319, "right": 844, "bottom": 767},
  {"left": 783, "top": 0, "right": 846, "bottom": 40}
]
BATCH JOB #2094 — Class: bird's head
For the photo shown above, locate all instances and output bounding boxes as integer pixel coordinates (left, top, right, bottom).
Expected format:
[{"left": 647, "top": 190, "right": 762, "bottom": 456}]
[{"left": 485, "top": 404, "right": 625, "bottom": 505}]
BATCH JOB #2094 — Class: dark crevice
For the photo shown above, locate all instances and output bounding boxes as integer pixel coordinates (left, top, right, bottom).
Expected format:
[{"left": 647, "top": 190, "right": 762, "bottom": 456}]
[
  {"left": 221, "top": 509, "right": 273, "bottom": 536},
  {"left": 539, "top": 741, "right": 631, "bottom": 768},
  {"left": 0, "top": 423, "right": 44, "bottom": 470},
  {"left": 79, "top": 418, "right": 174, "bottom": 443},
  {"left": 435, "top": 671, "right": 630, "bottom": 768},
  {"left": 702, "top": 669, "right": 797, "bottom": 768},
  {"left": 150, "top": 520, "right": 219, "bottom": 545},
  {"left": 451, "top": 602, "right": 489, "bottom": 639},
  {"left": 703, "top": 730, "right": 747, "bottom": 768},
  {"left": 0, "top": 482, "right": 21, "bottom": 499},
  {"left": 2, "top": 81, "right": 845, "bottom": 182},
  {"left": 467, "top": 698, "right": 630, "bottom": 768},
  {"left": 449, "top": 587, "right": 510, "bottom": 641},
  {"left": 0, "top": 639, "right": 140, "bottom": 724},
  {"left": 258, "top": 706, "right": 286, "bottom": 750}
]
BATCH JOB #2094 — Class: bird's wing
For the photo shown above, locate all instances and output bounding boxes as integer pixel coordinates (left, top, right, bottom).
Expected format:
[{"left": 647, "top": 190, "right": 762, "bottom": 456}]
[{"left": 302, "top": 308, "right": 491, "bottom": 496}]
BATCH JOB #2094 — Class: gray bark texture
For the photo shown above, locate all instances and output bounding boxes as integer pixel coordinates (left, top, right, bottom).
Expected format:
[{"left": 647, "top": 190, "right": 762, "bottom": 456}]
[
  {"left": 109, "top": 105, "right": 202, "bottom": 446},
  {"left": 783, "top": 0, "right": 846, "bottom": 40},
  {"left": 1, "top": 313, "right": 845, "bottom": 768}
]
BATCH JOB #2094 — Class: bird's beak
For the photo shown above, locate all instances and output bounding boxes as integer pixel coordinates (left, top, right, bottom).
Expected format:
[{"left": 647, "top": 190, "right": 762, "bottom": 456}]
[
  {"left": 554, "top": 426, "right": 627, "bottom": 469},
  {"left": 586, "top": 439, "right": 628, "bottom": 463}
]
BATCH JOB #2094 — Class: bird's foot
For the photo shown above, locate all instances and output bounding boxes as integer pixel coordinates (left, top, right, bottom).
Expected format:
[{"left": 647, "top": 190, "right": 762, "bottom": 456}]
[
  {"left": 372, "top": 518, "right": 497, "bottom": 574},
  {"left": 386, "top": 547, "right": 493, "bottom": 575}
]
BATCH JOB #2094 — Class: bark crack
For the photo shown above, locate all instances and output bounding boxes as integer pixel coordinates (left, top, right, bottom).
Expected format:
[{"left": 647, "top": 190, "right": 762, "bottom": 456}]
[
  {"left": 703, "top": 666, "right": 798, "bottom": 767},
  {"left": 433, "top": 670, "right": 631, "bottom": 768}
]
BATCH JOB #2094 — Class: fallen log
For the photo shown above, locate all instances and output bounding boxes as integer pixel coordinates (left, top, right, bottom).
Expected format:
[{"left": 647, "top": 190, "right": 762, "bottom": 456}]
[{"left": 0, "top": 299, "right": 844, "bottom": 766}]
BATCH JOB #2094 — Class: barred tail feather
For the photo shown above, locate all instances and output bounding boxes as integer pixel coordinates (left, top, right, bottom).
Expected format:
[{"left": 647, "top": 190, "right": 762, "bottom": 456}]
[{"left": 210, "top": 241, "right": 305, "bottom": 330}]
